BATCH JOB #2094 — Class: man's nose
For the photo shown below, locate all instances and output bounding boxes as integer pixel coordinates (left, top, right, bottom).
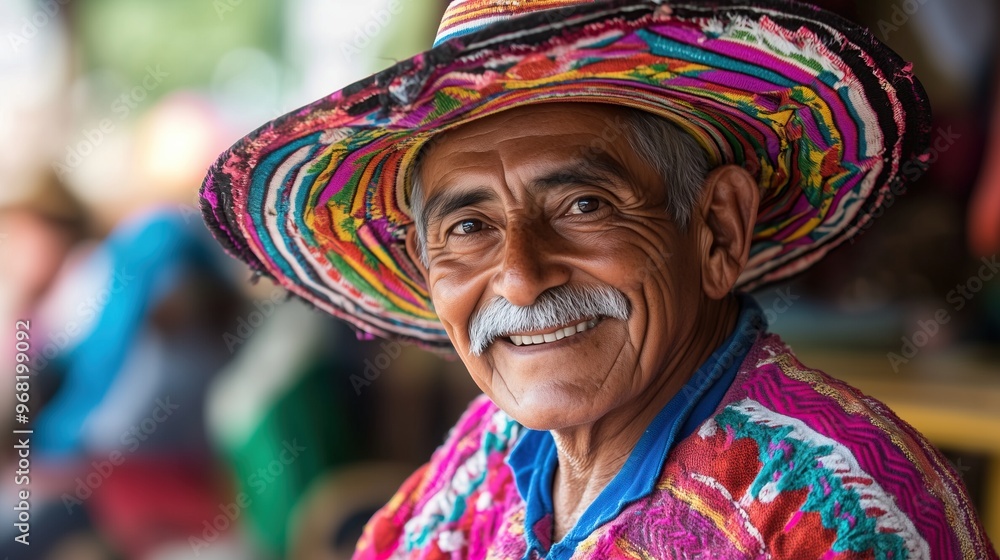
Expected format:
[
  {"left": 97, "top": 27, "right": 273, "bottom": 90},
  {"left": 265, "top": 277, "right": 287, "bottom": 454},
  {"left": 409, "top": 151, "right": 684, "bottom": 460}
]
[{"left": 492, "top": 221, "right": 570, "bottom": 308}]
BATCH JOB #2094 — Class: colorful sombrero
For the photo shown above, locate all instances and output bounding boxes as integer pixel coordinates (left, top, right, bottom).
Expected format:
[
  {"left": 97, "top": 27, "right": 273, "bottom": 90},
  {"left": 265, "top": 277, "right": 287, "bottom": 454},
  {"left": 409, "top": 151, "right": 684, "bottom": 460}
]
[{"left": 200, "top": 0, "right": 931, "bottom": 351}]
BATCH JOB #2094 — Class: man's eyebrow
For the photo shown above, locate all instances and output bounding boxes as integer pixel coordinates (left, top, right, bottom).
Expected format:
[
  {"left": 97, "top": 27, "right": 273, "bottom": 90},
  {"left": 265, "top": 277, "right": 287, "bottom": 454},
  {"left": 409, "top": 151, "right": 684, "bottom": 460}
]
[
  {"left": 528, "top": 157, "right": 630, "bottom": 191},
  {"left": 422, "top": 187, "right": 497, "bottom": 228}
]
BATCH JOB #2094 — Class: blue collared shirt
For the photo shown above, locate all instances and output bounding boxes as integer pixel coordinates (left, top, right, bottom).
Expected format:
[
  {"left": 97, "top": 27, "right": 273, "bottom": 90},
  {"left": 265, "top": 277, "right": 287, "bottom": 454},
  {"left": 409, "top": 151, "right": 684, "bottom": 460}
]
[{"left": 505, "top": 294, "right": 766, "bottom": 559}]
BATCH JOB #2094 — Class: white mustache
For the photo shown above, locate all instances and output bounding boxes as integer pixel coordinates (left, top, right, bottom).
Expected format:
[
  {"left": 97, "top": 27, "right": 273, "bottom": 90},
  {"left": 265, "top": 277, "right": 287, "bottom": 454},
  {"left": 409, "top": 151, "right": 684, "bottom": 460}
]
[{"left": 467, "top": 284, "right": 631, "bottom": 356}]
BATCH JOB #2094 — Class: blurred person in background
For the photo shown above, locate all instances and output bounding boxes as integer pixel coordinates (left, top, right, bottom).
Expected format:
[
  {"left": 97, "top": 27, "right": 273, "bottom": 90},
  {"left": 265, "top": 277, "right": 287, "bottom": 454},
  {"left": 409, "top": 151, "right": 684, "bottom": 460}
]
[
  {"left": 2, "top": 44, "right": 252, "bottom": 560},
  {"left": 0, "top": 172, "right": 94, "bottom": 396},
  {"left": 0, "top": 174, "right": 92, "bottom": 322},
  {"left": 2, "top": 0, "right": 470, "bottom": 558},
  {"left": 0, "top": 175, "right": 111, "bottom": 559},
  {"left": 198, "top": 0, "right": 996, "bottom": 557},
  {"left": 1, "top": 207, "right": 248, "bottom": 560}
]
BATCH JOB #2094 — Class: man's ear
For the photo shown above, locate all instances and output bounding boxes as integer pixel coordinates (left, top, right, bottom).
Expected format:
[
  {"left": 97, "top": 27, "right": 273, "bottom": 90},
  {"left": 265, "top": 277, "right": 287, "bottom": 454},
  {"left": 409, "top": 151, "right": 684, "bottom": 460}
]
[
  {"left": 404, "top": 226, "right": 431, "bottom": 284},
  {"left": 696, "top": 164, "right": 759, "bottom": 299}
]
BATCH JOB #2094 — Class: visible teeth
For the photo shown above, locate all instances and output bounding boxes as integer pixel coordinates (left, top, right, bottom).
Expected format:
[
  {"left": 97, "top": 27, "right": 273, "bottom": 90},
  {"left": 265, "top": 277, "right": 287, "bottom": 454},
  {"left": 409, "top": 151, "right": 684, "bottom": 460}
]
[{"left": 508, "top": 318, "right": 600, "bottom": 347}]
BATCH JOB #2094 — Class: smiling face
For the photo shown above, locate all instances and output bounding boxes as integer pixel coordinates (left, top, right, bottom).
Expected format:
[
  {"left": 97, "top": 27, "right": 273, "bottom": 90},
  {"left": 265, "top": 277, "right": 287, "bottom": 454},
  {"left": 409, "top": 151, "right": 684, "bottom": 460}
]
[{"left": 407, "top": 103, "right": 741, "bottom": 431}]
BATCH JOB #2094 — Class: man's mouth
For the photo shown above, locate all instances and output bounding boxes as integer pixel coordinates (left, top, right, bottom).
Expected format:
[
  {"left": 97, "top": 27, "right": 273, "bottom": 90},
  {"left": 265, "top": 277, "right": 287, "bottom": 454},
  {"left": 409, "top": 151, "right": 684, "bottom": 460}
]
[{"left": 507, "top": 318, "right": 599, "bottom": 347}]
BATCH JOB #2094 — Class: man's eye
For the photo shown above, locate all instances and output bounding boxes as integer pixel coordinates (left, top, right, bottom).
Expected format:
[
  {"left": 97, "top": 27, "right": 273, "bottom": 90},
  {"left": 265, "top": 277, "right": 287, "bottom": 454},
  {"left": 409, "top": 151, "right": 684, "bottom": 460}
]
[
  {"left": 452, "top": 219, "right": 484, "bottom": 235},
  {"left": 570, "top": 197, "right": 602, "bottom": 214}
]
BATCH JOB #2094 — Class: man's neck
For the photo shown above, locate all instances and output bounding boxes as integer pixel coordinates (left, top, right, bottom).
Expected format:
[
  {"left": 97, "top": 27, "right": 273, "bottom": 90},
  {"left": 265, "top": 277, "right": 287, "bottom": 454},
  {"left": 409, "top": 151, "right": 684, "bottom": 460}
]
[{"left": 548, "top": 295, "right": 741, "bottom": 543}]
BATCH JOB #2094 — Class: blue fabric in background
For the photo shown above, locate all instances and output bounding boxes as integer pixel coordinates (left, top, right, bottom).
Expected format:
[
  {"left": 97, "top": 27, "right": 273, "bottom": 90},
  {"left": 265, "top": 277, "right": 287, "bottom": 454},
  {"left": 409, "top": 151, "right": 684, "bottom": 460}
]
[{"left": 34, "top": 209, "right": 233, "bottom": 456}]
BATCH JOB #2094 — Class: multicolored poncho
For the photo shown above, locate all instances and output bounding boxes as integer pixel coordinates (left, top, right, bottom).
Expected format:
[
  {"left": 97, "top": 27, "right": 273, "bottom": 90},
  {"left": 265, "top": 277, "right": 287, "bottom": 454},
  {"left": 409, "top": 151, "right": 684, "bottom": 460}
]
[{"left": 355, "top": 326, "right": 996, "bottom": 559}]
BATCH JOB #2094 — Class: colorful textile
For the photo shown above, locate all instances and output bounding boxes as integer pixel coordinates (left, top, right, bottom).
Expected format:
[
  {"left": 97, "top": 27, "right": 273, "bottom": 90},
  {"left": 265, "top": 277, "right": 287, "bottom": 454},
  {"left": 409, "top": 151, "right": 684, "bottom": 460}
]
[
  {"left": 200, "top": 0, "right": 932, "bottom": 350},
  {"left": 354, "top": 330, "right": 997, "bottom": 559},
  {"left": 34, "top": 210, "right": 229, "bottom": 456}
]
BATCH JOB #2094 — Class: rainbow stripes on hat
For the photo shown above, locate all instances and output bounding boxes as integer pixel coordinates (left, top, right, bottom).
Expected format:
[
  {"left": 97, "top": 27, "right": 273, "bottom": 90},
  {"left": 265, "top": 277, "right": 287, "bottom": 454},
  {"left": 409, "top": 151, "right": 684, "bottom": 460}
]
[{"left": 200, "top": 0, "right": 931, "bottom": 350}]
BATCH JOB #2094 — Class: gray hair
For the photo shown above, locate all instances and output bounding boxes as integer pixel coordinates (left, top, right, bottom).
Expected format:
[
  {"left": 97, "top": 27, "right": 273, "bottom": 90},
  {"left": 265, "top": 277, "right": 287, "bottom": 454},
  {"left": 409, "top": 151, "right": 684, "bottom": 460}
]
[{"left": 409, "top": 108, "right": 710, "bottom": 265}]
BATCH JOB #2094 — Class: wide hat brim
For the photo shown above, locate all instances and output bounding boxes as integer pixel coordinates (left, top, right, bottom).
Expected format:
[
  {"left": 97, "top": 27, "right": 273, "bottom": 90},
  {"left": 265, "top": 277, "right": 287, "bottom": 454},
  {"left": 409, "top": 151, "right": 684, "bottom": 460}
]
[{"left": 200, "top": 0, "right": 931, "bottom": 351}]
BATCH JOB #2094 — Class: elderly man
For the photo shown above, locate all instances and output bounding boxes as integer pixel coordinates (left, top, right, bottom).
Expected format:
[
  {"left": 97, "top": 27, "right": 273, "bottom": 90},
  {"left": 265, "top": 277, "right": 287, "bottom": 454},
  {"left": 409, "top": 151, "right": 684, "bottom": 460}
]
[{"left": 200, "top": 0, "right": 997, "bottom": 557}]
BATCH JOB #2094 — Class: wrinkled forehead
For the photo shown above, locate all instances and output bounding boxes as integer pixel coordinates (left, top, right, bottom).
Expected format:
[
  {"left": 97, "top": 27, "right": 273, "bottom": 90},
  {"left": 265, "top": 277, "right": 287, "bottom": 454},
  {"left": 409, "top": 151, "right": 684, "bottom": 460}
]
[
  {"left": 416, "top": 102, "right": 638, "bottom": 186},
  {"left": 425, "top": 102, "right": 627, "bottom": 154}
]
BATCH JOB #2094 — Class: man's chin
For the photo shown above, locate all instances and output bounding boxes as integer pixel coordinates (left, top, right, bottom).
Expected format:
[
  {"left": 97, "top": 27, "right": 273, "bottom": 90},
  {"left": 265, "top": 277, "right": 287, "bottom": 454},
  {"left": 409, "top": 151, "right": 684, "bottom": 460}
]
[{"left": 492, "top": 388, "right": 609, "bottom": 432}]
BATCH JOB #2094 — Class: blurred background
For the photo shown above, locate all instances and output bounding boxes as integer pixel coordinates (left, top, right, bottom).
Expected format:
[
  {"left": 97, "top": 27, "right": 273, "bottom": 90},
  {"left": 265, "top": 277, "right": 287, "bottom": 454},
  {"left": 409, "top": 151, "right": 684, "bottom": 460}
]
[{"left": 0, "top": 0, "right": 997, "bottom": 558}]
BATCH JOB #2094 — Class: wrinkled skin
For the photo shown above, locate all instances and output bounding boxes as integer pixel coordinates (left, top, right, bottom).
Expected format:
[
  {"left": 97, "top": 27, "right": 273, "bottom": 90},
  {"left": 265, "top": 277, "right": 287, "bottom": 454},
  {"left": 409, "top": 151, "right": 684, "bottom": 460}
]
[{"left": 405, "top": 102, "right": 759, "bottom": 540}]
